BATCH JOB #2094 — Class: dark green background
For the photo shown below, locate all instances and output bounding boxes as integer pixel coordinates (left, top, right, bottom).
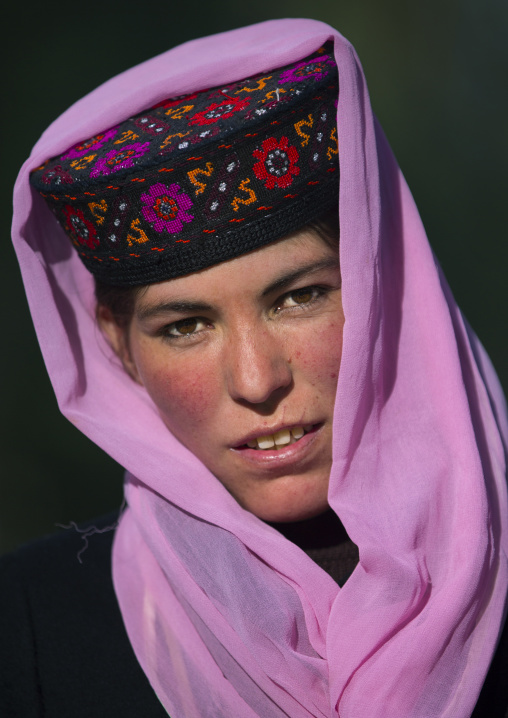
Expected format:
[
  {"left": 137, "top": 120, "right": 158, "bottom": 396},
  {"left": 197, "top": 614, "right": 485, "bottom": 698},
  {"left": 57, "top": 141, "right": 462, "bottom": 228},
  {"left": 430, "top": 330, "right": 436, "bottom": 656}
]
[{"left": 2, "top": 0, "right": 507, "bottom": 554}]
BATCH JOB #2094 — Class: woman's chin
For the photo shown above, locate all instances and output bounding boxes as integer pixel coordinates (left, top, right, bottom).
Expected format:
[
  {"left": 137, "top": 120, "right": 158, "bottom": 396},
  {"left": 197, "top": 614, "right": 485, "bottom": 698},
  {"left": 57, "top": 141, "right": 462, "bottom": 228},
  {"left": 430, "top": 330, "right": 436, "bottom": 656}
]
[{"left": 228, "top": 473, "right": 331, "bottom": 523}]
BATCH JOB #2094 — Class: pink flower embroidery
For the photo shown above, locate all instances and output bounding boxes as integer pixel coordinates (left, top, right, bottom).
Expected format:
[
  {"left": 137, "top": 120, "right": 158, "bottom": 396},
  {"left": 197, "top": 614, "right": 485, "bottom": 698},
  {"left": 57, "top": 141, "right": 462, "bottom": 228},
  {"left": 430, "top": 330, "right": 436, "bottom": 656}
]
[
  {"left": 141, "top": 183, "right": 194, "bottom": 234},
  {"left": 90, "top": 142, "right": 150, "bottom": 178},
  {"left": 279, "top": 56, "right": 335, "bottom": 84},
  {"left": 62, "top": 128, "right": 118, "bottom": 159}
]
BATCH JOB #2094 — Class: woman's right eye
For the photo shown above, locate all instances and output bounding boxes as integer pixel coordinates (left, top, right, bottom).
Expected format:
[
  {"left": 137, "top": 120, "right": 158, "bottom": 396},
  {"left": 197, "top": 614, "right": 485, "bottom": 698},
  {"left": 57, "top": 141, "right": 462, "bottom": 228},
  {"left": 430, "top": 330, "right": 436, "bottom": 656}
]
[{"left": 164, "top": 317, "right": 207, "bottom": 338}]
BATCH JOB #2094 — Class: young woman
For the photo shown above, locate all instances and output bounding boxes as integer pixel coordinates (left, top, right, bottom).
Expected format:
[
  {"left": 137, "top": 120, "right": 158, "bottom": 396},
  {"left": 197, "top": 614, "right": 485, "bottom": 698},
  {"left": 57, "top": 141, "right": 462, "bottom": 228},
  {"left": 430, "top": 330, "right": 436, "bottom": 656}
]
[{"left": 3, "top": 18, "right": 507, "bottom": 717}]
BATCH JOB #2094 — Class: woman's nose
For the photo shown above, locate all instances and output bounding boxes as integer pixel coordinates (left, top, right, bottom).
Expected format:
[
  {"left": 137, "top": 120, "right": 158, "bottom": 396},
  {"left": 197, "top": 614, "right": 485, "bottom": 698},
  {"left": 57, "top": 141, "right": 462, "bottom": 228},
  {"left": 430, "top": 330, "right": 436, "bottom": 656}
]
[{"left": 225, "top": 326, "right": 292, "bottom": 406}]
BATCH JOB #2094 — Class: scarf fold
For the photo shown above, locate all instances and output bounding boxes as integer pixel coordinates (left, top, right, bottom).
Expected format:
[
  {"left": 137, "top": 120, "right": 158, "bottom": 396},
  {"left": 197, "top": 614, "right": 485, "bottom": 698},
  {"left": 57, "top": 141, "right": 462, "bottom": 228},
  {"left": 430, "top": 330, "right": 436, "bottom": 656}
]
[{"left": 12, "top": 19, "right": 508, "bottom": 717}]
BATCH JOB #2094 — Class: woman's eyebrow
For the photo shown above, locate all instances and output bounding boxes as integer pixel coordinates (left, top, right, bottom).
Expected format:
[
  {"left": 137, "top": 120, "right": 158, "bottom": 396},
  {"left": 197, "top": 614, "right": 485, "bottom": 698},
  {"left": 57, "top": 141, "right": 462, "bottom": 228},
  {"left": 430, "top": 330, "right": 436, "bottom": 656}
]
[
  {"left": 136, "top": 257, "right": 341, "bottom": 320},
  {"left": 261, "top": 257, "right": 341, "bottom": 297},
  {"left": 136, "top": 300, "right": 214, "bottom": 321}
]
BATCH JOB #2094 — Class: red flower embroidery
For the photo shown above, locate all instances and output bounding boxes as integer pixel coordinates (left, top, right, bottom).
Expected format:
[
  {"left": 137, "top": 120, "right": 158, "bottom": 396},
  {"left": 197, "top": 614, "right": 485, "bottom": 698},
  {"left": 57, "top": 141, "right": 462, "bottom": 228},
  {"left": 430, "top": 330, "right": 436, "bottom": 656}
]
[
  {"left": 41, "top": 165, "right": 74, "bottom": 186},
  {"left": 189, "top": 97, "right": 250, "bottom": 126},
  {"left": 252, "top": 137, "right": 300, "bottom": 189},
  {"left": 62, "top": 205, "right": 99, "bottom": 249}
]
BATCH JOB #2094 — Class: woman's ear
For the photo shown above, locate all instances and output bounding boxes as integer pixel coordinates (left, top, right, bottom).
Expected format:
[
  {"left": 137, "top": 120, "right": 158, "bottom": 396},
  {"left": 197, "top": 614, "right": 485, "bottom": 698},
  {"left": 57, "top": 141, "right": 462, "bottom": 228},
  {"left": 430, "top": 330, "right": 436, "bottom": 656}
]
[{"left": 96, "top": 305, "right": 143, "bottom": 384}]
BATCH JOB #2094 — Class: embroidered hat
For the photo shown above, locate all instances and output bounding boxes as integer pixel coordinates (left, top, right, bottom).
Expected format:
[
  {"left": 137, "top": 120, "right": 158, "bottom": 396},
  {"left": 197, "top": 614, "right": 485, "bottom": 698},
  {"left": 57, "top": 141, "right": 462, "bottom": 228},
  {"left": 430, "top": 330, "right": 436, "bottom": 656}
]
[{"left": 30, "top": 46, "right": 339, "bottom": 286}]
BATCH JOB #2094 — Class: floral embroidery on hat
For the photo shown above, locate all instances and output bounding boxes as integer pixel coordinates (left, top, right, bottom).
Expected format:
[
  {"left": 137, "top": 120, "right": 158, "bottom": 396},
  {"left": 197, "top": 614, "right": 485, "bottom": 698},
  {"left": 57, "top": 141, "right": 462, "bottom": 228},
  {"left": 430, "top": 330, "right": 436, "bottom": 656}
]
[
  {"left": 252, "top": 137, "right": 300, "bottom": 189},
  {"left": 41, "top": 165, "right": 74, "bottom": 186},
  {"left": 62, "top": 205, "right": 99, "bottom": 249},
  {"left": 279, "top": 56, "right": 334, "bottom": 84},
  {"left": 133, "top": 115, "right": 169, "bottom": 137},
  {"left": 190, "top": 125, "right": 222, "bottom": 146},
  {"left": 189, "top": 97, "right": 250, "bottom": 126},
  {"left": 90, "top": 142, "right": 151, "bottom": 178},
  {"left": 62, "top": 128, "right": 118, "bottom": 160},
  {"left": 141, "top": 182, "right": 194, "bottom": 234}
]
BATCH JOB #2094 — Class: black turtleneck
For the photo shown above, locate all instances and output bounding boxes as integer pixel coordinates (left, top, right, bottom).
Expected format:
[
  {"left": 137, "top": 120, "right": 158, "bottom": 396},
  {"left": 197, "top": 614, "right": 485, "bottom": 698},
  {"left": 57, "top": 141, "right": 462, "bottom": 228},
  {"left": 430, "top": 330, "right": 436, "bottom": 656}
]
[{"left": 268, "top": 509, "right": 359, "bottom": 586}]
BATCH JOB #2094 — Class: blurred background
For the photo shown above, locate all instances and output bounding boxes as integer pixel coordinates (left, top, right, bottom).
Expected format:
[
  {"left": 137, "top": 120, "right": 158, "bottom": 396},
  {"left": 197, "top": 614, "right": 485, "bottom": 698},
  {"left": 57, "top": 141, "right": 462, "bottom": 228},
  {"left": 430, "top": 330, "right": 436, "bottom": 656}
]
[{"left": 1, "top": 0, "right": 507, "bottom": 553}]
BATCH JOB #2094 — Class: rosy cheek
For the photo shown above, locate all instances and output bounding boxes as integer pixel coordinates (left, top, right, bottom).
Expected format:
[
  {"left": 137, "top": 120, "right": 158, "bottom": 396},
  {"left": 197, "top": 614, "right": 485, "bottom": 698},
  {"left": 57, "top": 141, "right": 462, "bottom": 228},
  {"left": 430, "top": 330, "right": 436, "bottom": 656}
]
[
  {"left": 290, "top": 320, "right": 344, "bottom": 385},
  {"left": 141, "top": 360, "right": 218, "bottom": 430}
]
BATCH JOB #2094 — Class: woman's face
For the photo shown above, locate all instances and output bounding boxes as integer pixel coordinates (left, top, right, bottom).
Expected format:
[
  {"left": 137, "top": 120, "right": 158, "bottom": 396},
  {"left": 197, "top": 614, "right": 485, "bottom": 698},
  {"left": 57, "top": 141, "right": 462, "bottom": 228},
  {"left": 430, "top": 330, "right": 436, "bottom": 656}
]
[{"left": 105, "top": 229, "right": 344, "bottom": 522}]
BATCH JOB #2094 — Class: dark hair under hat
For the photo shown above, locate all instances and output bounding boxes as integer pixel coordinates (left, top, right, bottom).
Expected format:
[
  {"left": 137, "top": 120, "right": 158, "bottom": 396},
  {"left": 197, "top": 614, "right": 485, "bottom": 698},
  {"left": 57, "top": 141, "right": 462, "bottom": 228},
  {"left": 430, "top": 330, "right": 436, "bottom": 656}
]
[{"left": 30, "top": 46, "right": 339, "bottom": 286}]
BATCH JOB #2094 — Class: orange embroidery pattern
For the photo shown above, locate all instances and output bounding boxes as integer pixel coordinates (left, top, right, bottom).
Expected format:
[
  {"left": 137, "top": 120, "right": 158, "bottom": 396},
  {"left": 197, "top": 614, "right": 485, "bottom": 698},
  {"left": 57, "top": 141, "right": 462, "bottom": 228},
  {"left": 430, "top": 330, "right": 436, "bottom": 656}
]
[
  {"left": 70, "top": 155, "right": 96, "bottom": 170},
  {"left": 114, "top": 130, "right": 140, "bottom": 144},
  {"left": 231, "top": 179, "right": 257, "bottom": 212},
  {"left": 88, "top": 199, "right": 108, "bottom": 225},
  {"left": 265, "top": 88, "right": 286, "bottom": 101},
  {"left": 126, "top": 218, "right": 150, "bottom": 247},
  {"left": 295, "top": 115, "right": 314, "bottom": 147},
  {"left": 235, "top": 76, "right": 273, "bottom": 94},
  {"left": 327, "top": 127, "right": 338, "bottom": 161},
  {"left": 165, "top": 105, "right": 195, "bottom": 120},
  {"left": 160, "top": 132, "right": 191, "bottom": 149},
  {"left": 187, "top": 163, "right": 214, "bottom": 195}
]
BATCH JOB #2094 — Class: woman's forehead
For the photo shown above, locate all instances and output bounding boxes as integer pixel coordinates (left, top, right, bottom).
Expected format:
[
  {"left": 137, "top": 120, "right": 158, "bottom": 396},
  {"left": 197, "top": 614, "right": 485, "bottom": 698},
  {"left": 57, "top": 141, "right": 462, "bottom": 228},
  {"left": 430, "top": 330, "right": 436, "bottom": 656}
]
[{"left": 135, "top": 230, "right": 340, "bottom": 310}]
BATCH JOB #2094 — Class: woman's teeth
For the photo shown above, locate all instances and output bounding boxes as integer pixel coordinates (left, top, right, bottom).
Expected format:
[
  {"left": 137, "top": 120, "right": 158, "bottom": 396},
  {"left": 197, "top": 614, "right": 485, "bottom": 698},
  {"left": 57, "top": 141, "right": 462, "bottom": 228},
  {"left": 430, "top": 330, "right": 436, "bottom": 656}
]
[{"left": 246, "top": 425, "right": 313, "bottom": 450}]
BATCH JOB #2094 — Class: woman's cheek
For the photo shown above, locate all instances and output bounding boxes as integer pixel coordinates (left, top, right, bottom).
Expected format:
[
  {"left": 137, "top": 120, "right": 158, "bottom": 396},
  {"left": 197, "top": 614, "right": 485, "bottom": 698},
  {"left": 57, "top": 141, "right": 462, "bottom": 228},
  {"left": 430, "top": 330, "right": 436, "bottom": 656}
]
[
  {"left": 140, "top": 356, "right": 219, "bottom": 431},
  {"left": 321, "top": 320, "right": 344, "bottom": 379},
  {"left": 289, "top": 318, "right": 344, "bottom": 387}
]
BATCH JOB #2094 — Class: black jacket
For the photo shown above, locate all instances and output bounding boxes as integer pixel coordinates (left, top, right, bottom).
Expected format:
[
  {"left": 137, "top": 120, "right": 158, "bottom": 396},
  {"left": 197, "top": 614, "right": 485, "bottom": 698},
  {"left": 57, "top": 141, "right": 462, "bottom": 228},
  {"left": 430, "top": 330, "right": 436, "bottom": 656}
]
[{"left": 1, "top": 514, "right": 506, "bottom": 717}]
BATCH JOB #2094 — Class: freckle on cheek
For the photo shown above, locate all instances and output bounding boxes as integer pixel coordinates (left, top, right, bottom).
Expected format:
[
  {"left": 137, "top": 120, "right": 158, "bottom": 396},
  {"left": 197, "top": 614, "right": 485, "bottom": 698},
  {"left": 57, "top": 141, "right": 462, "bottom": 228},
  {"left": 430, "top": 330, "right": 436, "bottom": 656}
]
[{"left": 150, "top": 370, "right": 214, "bottom": 424}]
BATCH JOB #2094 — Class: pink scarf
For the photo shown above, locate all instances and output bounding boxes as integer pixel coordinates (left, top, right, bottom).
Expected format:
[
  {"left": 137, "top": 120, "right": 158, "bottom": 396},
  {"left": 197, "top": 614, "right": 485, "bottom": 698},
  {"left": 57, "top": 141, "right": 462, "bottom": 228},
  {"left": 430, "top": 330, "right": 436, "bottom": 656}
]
[{"left": 12, "top": 19, "right": 508, "bottom": 717}]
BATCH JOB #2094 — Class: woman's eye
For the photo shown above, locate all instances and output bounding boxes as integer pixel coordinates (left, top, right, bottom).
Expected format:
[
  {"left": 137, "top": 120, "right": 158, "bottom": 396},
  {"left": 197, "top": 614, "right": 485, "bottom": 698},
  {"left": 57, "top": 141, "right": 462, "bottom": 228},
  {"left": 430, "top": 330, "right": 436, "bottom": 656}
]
[
  {"left": 278, "top": 287, "right": 321, "bottom": 310},
  {"left": 166, "top": 317, "right": 206, "bottom": 337},
  {"left": 288, "top": 288, "right": 315, "bottom": 304}
]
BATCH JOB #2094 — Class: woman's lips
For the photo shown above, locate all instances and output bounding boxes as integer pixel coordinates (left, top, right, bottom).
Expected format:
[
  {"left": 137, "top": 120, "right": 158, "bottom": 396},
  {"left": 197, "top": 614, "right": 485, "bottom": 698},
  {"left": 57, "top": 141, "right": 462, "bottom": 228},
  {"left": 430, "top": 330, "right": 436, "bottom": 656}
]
[
  {"left": 230, "top": 423, "right": 323, "bottom": 467},
  {"left": 234, "top": 423, "right": 319, "bottom": 449}
]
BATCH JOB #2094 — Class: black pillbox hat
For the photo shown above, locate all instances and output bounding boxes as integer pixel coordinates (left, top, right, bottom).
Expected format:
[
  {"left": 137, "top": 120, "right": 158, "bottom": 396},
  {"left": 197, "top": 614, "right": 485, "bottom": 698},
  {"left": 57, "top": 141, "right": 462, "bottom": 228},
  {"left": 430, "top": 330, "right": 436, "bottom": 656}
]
[{"left": 30, "top": 45, "right": 339, "bottom": 286}]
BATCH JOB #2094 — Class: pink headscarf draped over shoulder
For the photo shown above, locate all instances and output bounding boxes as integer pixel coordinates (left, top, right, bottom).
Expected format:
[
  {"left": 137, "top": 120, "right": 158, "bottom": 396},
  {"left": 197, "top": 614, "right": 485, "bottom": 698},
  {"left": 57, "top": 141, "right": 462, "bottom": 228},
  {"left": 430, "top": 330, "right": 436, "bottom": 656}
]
[{"left": 12, "top": 19, "right": 508, "bottom": 717}]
